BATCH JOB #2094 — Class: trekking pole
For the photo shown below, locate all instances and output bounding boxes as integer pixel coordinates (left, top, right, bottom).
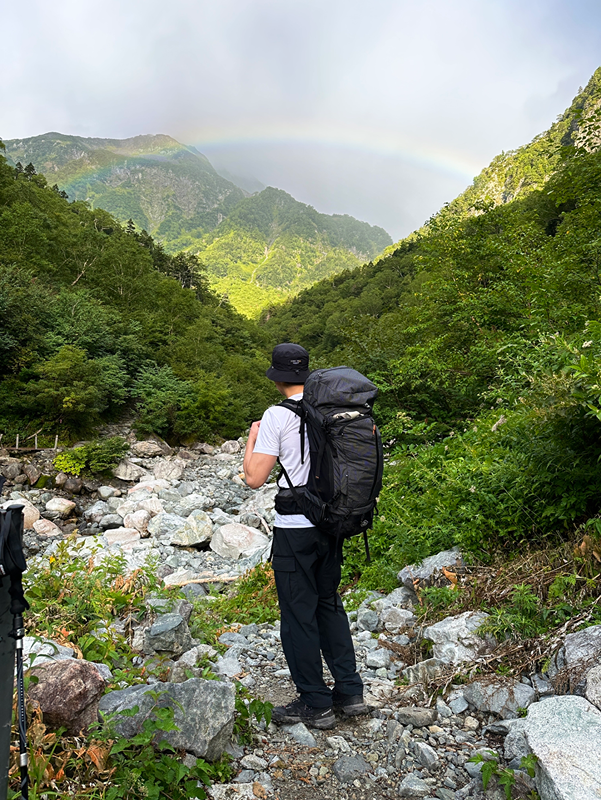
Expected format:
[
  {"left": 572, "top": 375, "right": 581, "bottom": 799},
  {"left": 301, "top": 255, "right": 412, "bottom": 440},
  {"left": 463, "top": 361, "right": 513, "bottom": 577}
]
[
  {"left": 0, "top": 537, "right": 15, "bottom": 800},
  {"left": 0, "top": 501, "right": 29, "bottom": 800}
]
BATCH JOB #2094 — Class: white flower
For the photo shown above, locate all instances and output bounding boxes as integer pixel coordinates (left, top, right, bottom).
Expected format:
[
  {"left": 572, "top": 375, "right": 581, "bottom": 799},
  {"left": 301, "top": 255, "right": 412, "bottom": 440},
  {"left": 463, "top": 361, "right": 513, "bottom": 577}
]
[
  {"left": 582, "top": 340, "right": 593, "bottom": 348},
  {"left": 469, "top": 486, "right": 476, "bottom": 493}
]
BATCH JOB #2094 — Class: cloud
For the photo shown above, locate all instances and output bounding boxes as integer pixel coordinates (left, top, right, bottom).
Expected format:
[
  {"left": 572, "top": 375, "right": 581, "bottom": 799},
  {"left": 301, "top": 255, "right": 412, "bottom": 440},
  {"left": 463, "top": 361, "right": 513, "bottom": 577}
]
[{"left": 2, "top": 0, "right": 600, "bottom": 239}]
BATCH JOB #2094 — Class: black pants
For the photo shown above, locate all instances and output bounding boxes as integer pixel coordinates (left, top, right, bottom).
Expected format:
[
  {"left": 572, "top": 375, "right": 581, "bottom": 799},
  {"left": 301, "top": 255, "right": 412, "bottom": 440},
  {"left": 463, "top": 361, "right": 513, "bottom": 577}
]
[{"left": 271, "top": 525, "right": 363, "bottom": 708}]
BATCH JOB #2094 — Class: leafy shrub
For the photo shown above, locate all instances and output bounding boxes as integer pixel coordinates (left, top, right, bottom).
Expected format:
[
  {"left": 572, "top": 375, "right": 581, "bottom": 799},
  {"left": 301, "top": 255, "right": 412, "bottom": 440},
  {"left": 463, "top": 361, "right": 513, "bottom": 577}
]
[{"left": 53, "top": 437, "right": 129, "bottom": 476}]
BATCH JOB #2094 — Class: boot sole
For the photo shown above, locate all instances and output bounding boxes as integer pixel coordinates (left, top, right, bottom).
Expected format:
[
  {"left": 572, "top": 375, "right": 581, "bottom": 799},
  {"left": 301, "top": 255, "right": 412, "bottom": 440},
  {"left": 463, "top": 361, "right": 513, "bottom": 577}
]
[{"left": 336, "top": 704, "right": 369, "bottom": 717}]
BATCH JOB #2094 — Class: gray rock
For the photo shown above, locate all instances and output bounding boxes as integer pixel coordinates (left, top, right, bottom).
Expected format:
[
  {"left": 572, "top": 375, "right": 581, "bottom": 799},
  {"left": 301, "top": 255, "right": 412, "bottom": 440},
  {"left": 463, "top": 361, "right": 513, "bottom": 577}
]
[
  {"left": 503, "top": 719, "right": 528, "bottom": 762},
  {"left": 98, "top": 485, "right": 119, "bottom": 500},
  {"left": 376, "top": 586, "right": 417, "bottom": 610},
  {"left": 147, "top": 512, "right": 188, "bottom": 539},
  {"left": 174, "top": 493, "right": 210, "bottom": 515},
  {"left": 379, "top": 606, "right": 415, "bottom": 633},
  {"left": 563, "top": 624, "right": 601, "bottom": 693},
  {"left": 525, "top": 695, "right": 601, "bottom": 800},
  {"left": 99, "top": 513, "right": 123, "bottom": 530},
  {"left": 327, "top": 735, "right": 351, "bottom": 753},
  {"left": 413, "top": 740, "right": 439, "bottom": 768},
  {"left": 396, "top": 706, "right": 438, "bottom": 727},
  {"left": 23, "top": 636, "right": 74, "bottom": 669},
  {"left": 398, "top": 773, "right": 431, "bottom": 797},
  {"left": 356, "top": 607, "right": 379, "bottom": 632},
  {"left": 448, "top": 690, "right": 469, "bottom": 715},
  {"left": 332, "top": 754, "right": 370, "bottom": 783},
  {"left": 397, "top": 547, "right": 463, "bottom": 589},
  {"left": 181, "top": 583, "right": 207, "bottom": 600},
  {"left": 463, "top": 678, "right": 536, "bottom": 719},
  {"left": 99, "top": 678, "right": 235, "bottom": 760},
  {"left": 84, "top": 501, "right": 110, "bottom": 523},
  {"left": 402, "top": 658, "right": 446, "bottom": 685},
  {"left": 219, "top": 632, "right": 248, "bottom": 647},
  {"left": 145, "top": 613, "right": 193, "bottom": 655},
  {"left": 63, "top": 476, "right": 83, "bottom": 494},
  {"left": 585, "top": 664, "right": 601, "bottom": 710},
  {"left": 424, "top": 611, "right": 493, "bottom": 665},
  {"left": 240, "top": 754, "right": 268, "bottom": 770},
  {"left": 239, "top": 624, "right": 259, "bottom": 637},
  {"left": 531, "top": 672, "right": 555, "bottom": 697},
  {"left": 233, "top": 770, "right": 255, "bottom": 783},
  {"left": 171, "top": 510, "right": 213, "bottom": 547},
  {"left": 366, "top": 648, "right": 391, "bottom": 669},
  {"left": 283, "top": 722, "right": 317, "bottom": 747},
  {"left": 436, "top": 697, "right": 453, "bottom": 718}
]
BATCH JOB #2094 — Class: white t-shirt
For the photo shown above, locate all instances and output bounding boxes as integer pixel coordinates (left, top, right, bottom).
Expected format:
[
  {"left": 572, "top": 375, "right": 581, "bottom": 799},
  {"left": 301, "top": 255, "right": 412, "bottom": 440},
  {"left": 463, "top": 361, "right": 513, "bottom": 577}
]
[{"left": 253, "top": 393, "right": 312, "bottom": 528}]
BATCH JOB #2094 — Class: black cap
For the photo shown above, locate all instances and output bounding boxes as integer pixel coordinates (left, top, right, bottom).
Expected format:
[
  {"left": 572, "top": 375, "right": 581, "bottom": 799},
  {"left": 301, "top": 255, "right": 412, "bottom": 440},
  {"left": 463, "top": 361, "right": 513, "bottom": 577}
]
[{"left": 266, "top": 343, "right": 310, "bottom": 383}]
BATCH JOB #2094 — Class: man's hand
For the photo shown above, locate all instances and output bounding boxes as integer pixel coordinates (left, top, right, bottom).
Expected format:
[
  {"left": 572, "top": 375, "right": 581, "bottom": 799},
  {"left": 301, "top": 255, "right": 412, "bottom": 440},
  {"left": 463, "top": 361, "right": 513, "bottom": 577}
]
[
  {"left": 248, "top": 420, "right": 261, "bottom": 444},
  {"left": 243, "top": 420, "right": 276, "bottom": 489}
]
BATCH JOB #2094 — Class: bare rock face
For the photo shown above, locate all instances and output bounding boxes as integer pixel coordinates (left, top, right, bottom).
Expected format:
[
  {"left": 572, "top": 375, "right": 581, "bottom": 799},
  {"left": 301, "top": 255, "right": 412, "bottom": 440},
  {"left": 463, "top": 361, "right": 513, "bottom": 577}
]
[{"left": 27, "top": 659, "right": 106, "bottom": 734}]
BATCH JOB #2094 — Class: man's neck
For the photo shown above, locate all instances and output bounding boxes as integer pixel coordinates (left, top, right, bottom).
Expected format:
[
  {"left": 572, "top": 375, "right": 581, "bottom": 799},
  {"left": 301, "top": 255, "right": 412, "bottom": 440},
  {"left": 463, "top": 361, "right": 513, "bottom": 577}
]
[{"left": 278, "top": 384, "right": 304, "bottom": 399}]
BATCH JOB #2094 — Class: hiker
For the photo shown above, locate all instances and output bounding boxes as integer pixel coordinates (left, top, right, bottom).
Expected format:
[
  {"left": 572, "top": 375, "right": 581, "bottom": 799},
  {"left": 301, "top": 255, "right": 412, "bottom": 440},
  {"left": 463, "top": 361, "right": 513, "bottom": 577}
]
[{"left": 243, "top": 342, "right": 367, "bottom": 730}]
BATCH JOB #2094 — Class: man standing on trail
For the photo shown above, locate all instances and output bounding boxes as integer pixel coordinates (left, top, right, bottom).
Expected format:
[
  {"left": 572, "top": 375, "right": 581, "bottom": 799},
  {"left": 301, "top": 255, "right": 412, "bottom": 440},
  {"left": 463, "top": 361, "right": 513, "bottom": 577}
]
[{"left": 243, "top": 343, "right": 366, "bottom": 730}]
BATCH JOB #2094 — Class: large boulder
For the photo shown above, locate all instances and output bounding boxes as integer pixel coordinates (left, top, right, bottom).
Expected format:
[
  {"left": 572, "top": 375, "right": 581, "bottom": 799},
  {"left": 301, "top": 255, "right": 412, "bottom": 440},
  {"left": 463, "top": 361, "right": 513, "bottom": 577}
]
[
  {"left": 131, "top": 440, "right": 166, "bottom": 458},
  {"left": 524, "top": 695, "right": 601, "bottom": 800},
  {"left": 585, "top": 664, "right": 601, "bottom": 710},
  {"left": 210, "top": 523, "right": 269, "bottom": 560},
  {"left": 171, "top": 510, "right": 213, "bottom": 547},
  {"left": 104, "top": 527, "right": 140, "bottom": 550},
  {"left": 27, "top": 659, "right": 106, "bottom": 734},
  {"left": 463, "top": 677, "right": 536, "bottom": 719},
  {"left": 397, "top": 547, "right": 463, "bottom": 589},
  {"left": 153, "top": 458, "right": 186, "bottom": 482},
  {"left": 23, "top": 463, "right": 41, "bottom": 486},
  {"left": 2, "top": 499, "right": 40, "bottom": 530},
  {"left": 423, "top": 611, "right": 494, "bottom": 664},
  {"left": 98, "top": 678, "right": 235, "bottom": 760},
  {"left": 174, "top": 493, "right": 210, "bottom": 515},
  {"left": 114, "top": 460, "right": 150, "bottom": 481}
]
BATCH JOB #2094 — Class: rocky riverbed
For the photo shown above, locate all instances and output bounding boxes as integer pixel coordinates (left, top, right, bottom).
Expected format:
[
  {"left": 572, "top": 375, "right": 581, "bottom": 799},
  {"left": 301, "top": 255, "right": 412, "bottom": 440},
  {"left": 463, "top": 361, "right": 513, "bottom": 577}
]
[{"left": 3, "top": 438, "right": 601, "bottom": 800}]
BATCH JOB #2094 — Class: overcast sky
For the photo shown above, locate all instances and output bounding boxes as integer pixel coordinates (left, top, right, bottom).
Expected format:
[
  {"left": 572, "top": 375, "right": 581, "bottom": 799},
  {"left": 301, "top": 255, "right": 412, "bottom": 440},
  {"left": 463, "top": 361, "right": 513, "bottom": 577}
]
[{"left": 2, "top": 0, "right": 601, "bottom": 240}]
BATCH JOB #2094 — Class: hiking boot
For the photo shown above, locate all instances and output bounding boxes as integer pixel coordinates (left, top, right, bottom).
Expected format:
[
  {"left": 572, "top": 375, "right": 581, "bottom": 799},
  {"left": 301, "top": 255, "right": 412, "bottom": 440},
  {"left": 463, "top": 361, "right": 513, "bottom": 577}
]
[
  {"left": 332, "top": 691, "right": 369, "bottom": 717},
  {"left": 272, "top": 698, "right": 336, "bottom": 729}
]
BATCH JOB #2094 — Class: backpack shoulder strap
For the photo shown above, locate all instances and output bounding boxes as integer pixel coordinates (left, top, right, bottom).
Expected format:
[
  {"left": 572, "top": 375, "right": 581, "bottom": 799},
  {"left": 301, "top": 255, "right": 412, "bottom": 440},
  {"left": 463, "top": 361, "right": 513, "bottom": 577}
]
[{"left": 277, "top": 398, "right": 307, "bottom": 464}]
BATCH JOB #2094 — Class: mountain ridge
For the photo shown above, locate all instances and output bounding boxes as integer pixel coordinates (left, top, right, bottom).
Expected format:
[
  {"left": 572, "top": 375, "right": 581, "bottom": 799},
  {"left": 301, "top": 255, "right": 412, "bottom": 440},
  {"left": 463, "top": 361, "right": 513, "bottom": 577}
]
[{"left": 3, "top": 131, "right": 391, "bottom": 315}]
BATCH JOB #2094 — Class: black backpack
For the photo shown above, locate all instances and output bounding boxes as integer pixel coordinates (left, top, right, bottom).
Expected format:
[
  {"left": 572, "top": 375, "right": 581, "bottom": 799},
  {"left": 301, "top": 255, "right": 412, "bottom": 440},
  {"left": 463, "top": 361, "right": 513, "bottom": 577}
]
[{"left": 275, "top": 366, "right": 383, "bottom": 558}]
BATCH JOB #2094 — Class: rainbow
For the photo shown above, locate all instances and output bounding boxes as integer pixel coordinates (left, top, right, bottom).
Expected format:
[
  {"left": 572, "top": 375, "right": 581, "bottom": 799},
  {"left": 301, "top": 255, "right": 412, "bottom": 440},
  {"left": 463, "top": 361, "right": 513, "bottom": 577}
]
[{"left": 189, "top": 121, "right": 482, "bottom": 182}]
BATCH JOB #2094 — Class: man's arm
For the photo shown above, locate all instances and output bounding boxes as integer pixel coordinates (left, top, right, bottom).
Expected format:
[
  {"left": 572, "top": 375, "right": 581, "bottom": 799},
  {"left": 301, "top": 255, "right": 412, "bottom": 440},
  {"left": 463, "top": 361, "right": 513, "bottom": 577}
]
[{"left": 243, "top": 421, "right": 277, "bottom": 489}]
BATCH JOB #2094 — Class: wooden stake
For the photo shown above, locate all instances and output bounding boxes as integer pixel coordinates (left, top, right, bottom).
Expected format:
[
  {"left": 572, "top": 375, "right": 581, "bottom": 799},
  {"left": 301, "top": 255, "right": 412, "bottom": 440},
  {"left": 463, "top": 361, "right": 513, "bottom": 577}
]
[
  {"left": 54, "top": 435, "right": 58, "bottom": 450},
  {"left": 15, "top": 435, "right": 19, "bottom": 450},
  {"left": 34, "top": 435, "right": 38, "bottom": 449}
]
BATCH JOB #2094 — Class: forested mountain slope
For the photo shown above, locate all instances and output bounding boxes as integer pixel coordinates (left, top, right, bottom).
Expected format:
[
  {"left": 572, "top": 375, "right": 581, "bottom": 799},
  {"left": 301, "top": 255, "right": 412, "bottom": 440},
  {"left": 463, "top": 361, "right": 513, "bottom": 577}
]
[
  {"left": 262, "top": 68, "right": 601, "bottom": 586},
  {"left": 0, "top": 143, "right": 276, "bottom": 443},
  {"left": 3, "top": 133, "right": 391, "bottom": 316}
]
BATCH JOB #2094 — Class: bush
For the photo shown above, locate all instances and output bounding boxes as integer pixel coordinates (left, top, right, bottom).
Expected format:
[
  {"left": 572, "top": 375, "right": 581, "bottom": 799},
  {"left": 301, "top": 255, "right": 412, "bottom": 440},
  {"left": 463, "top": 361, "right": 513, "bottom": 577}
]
[{"left": 53, "top": 437, "right": 129, "bottom": 476}]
